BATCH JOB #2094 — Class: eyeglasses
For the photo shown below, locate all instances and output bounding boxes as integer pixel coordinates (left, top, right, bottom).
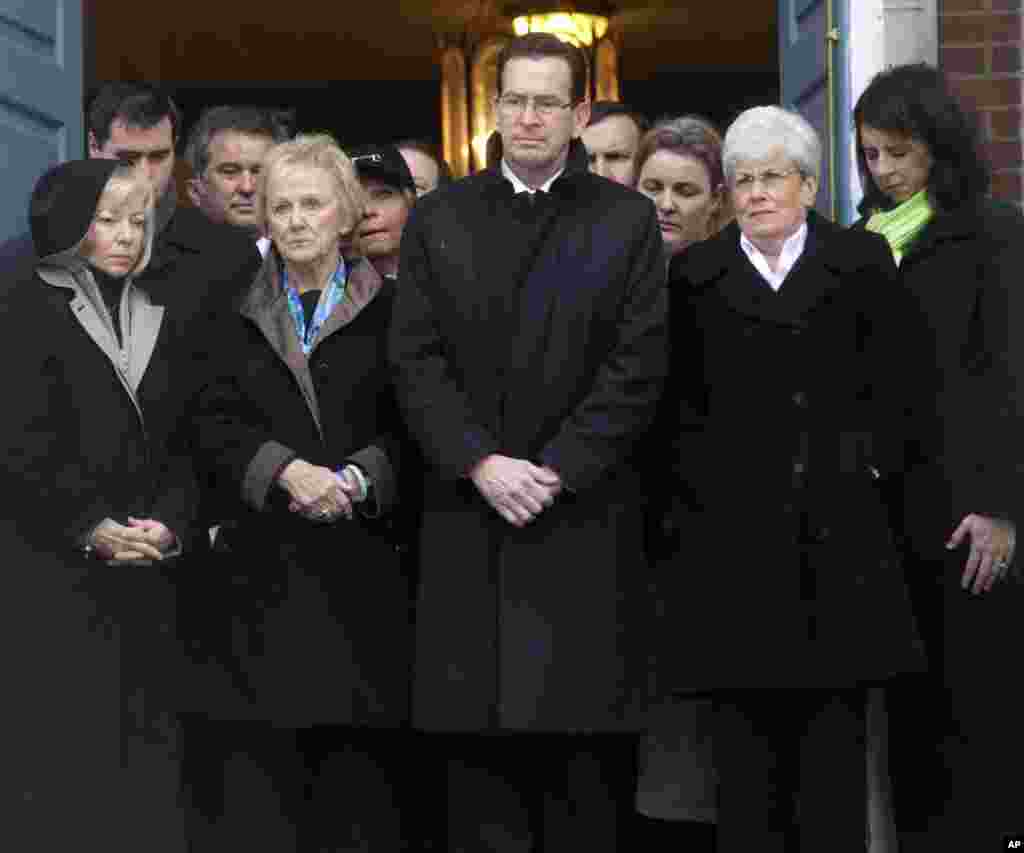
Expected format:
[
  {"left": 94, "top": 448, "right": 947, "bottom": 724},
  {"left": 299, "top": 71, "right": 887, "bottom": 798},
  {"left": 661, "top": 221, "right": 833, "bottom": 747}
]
[
  {"left": 732, "top": 168, "right": 803, "bottom": 194},
  {"left": 495, "top": 93, "right": 575, "bottom": 119}
]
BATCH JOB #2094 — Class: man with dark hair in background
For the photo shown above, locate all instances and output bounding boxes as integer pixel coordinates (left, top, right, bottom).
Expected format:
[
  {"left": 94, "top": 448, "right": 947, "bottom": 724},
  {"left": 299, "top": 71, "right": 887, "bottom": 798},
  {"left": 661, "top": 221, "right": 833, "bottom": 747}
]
[
  {"left": 3, "top": 83, "right": 259, "bottom": 310},
  {"left": 390, "top": 33, "right": 667, "bottom": 853},
  {"left": 185, "top": 105, "right": 292, "bottom": 259},
  {"left": 582, "top": 100, "right": 649, "bottom": 186}
]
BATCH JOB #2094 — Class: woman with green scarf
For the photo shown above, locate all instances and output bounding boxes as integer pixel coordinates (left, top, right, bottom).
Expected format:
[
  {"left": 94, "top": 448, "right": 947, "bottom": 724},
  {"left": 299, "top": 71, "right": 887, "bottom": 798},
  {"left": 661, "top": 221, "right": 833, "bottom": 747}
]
[{"left": 854, "top": 63, "right": 1024, "bottom": 847}]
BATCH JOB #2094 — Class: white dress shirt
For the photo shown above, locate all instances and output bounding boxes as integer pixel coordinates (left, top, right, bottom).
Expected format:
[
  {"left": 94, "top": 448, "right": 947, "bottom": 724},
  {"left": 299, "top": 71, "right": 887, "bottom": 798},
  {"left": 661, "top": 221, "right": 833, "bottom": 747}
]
[
  {"left": 256, "top": 236, "right": 271, "bottom": 258},
  {"left": 739, "top": 222, "right": 808, "bottom": 291},
  {"left": 501, "top": 159, "right": 565, "bottom": 194}
]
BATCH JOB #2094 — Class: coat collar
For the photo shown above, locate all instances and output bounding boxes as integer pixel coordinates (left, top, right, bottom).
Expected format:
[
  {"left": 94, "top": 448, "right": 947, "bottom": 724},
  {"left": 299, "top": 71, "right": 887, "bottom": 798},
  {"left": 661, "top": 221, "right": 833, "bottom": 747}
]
[
  {"left": 478, "top": 136, "right": 591, "bottom": 200},
  {"left": 36, "top": 255, "right": 164, "bottom": 400},
  {"left": 681, "top": 209, "right": 860, "bottom": 287},
  {"left": 898, "top": 199, "right": 988, "bottom": 261},
  {"left": 238, "top": 249, "right": 385, "bottom": 435},
  {"left": 238, "top": 248, "right": 382, "bottom": 326},
  {"left": 678, "top": 210, "right": 858, "bottom": 325}
]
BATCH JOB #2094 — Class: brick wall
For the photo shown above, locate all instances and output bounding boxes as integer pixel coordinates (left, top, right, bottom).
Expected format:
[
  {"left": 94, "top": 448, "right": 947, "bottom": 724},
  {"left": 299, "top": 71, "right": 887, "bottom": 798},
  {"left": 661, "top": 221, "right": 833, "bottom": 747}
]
[{"left": 941, "top": 0, "right": 1024, "bottom": 204}]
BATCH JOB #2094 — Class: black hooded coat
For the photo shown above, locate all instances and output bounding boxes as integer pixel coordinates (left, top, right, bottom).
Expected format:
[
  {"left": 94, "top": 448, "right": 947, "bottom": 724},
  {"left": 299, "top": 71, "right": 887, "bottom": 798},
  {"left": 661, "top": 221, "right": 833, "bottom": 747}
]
[{"left": 1, "top": 160, "right": 198, "bottom": 848}]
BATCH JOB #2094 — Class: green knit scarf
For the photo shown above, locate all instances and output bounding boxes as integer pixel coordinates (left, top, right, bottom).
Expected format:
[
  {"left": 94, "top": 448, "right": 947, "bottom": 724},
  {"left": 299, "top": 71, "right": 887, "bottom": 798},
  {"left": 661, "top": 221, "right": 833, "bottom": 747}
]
[{"left": 865, "top": 189, "right": 934, "bottom": 266}]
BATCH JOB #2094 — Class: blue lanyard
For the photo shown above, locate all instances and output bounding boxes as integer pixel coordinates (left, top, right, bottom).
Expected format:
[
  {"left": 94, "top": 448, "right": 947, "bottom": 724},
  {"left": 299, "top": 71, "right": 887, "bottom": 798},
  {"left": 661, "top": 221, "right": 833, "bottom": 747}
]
[{"left": 282, "top": 258, "right": 347, "bottom": 356}]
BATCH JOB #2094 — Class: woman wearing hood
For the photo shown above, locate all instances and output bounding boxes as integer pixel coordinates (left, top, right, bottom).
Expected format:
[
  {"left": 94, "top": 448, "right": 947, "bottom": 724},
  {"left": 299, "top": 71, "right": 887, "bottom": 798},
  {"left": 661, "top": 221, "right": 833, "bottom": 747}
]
[{"left": 2, "top": 159, "right": 197, "bottom": 845}]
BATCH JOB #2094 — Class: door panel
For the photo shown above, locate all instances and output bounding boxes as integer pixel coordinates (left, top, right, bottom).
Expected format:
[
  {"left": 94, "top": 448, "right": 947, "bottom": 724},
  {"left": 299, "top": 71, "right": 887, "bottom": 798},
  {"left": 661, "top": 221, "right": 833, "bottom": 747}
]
[
  {"left": 0, "top": 0, "right": 83, "bottom": 243},
  {"left": 779, "top": 0, "right": 853, "bottom": 223}
]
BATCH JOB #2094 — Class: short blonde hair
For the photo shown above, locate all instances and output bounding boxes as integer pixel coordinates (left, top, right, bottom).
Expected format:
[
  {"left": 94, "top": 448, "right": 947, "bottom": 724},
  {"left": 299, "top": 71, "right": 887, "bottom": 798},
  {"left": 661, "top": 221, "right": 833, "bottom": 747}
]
[
  {"left": 79, "top": 165, "right": 156, "bottom": 276},
  {"left": 261, "top": 133, "right": 367, "bottom": 239}
]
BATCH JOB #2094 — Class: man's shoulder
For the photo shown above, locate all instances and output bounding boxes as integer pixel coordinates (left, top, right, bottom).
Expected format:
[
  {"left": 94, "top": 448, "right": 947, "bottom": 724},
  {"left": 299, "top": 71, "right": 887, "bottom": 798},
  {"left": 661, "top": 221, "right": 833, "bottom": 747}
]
[
  {"left": 159, "top": 205, "right": 254, "bottom": 255},
  {"left": 418, "top": 171, "right": 499, "bottom": 211}
]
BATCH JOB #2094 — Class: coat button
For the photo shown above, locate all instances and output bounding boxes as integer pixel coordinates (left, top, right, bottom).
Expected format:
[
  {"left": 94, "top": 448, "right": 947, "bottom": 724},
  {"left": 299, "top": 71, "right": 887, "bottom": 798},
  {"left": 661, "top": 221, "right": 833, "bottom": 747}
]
[
  {"left": 792, "top": 391, "right": 808, "bottom": 409},
  {"left": 793, "top": 461, "right": 806, "bottom": 475},
  {"left": 790, "top": 327, "right": 803, "bottom": 336},
  {"left": 316, "top": 359, "right": 328, "bottom": 372}
]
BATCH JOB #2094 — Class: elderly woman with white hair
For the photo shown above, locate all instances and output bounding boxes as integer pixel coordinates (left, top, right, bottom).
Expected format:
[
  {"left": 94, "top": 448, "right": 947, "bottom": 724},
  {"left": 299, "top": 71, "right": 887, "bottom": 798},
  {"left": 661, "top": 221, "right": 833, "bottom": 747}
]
[
  {"left": 654, "top": 106, "right": 926, "bottom": 851},
  {"left": 188, "top": 134, "right": 412, "bottom": 850}
]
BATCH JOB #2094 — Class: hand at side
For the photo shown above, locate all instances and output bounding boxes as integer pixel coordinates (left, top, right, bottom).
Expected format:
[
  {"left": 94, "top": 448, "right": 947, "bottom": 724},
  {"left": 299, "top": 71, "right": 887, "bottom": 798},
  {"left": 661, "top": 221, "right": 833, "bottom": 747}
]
[{"left": 947, "top": 513, "right": 1016, "bottom": 594}]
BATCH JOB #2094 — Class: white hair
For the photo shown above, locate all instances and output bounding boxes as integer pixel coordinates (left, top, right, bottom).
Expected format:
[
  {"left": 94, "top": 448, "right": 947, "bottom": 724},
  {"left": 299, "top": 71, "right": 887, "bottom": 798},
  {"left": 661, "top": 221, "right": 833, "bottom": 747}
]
[{"left": 722, "top": 106, "right": 822, "bottom": 183}]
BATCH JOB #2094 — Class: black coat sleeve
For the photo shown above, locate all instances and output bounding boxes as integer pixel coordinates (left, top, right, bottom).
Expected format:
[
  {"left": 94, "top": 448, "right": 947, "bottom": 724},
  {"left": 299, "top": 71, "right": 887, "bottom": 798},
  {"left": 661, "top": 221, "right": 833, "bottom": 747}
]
[
  {"left": 853, "top": 230, "right": 926, "bottom": 481},
  {"left": 536, "top": 203, "right": 669, "bottom": 490},
  {"left": 189, "top": 320, "right": 298, "bottom": 514},
  {"left": 954, "top": 205, "right": 1024, "bottom": 522},
  {"left": 389, "top": 206, "right": 501, "bottom": 480}
]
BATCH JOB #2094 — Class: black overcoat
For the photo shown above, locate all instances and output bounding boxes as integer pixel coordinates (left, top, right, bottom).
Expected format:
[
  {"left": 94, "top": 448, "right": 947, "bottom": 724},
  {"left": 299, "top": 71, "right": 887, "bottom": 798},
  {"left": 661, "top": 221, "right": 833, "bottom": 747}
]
[
  {"left": 188, "top": 252, "right": 412, "bottom": 728},
  {"left": 1, "top": 254, "right": 198, "bottom": 841},
  {"left": 871, "top": 200, "right": 1024, "bottom": 548},
  {"left": 657, "top": 212, "right": 925, "bottom": 692},
  {"left": 865, "top": 200, "right": 1024, "bottom": 721},
  {"left": 389, "top": 140, "right": 668, "bottom": 732}
]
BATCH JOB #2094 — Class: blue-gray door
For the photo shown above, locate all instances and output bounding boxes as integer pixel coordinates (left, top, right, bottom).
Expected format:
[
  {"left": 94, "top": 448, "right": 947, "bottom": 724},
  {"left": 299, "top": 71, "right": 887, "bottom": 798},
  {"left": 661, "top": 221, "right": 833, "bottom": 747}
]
[
  {"left": 779, "top": 0, "right": 854, "bottom": 224},
  {"left": 0, "top": 1, "right": 83, "bottom": 243}
]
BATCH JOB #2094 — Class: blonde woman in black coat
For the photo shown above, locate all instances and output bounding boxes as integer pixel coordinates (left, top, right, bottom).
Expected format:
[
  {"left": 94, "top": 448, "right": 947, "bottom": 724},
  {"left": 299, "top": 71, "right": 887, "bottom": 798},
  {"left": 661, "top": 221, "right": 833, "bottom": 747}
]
[
  {"left": 187, "top": 134, "right": 411, "bottom": 851},
  {"left": 854, "top": 64, "right": 1024, "bottom": 847},
  {"left": 2, "top": 159, "right": 197, "bottom": 847}
]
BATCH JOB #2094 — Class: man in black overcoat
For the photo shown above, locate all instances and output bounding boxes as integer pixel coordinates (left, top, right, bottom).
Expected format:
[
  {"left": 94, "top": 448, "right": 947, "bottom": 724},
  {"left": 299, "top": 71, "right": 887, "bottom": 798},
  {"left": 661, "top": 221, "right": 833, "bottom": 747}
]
[{"left": 389, "top": 33, "right": 667, "bottom": 853}]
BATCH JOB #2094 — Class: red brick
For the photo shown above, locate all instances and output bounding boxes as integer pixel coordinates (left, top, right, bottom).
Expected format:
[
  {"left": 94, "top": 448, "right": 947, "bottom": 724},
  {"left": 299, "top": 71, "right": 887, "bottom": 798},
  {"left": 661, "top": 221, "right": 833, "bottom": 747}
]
[
  {"left": 992, "top": 44, "right": 1022, "bottom": 71},
  {"left": 942, "top": 12, "right": 1023, "bottom": 43},
  {"left": 988, "top": 13, "right": 1024, "bottom": 42},
  {"left": 991, "top": 171, "right": 1024, "bottom": 203},
  {"left": 942, "top": 15, "right": 989, "bottom": 43},
  {"left": 942, "top": 0, "right": 986, "bottom": 9},
  {"left": 943, "top": 45, "right": 989, "bottom": 73},
  {"left": 987, "top": 140, "right": 1024, "bottom": 168},
  {"left": 952, "top": 76, "right": 1022, "bottom": 109},
  {"left": 990, "top": 107, "right": 1023, "bottom": 138}
]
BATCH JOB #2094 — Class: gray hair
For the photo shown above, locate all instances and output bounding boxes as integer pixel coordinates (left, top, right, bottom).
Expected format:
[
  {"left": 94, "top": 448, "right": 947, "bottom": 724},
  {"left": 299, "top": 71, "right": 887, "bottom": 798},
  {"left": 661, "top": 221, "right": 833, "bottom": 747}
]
[
  {"left": 184, "top": 105, "right": 292, "bottom": 177},
  {"left": 722, "top": 106, "right": 821, "bottom": 183}
]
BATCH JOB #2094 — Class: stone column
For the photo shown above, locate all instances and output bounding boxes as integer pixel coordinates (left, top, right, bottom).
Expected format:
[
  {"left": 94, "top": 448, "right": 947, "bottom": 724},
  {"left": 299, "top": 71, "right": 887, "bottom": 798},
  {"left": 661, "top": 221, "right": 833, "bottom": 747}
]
[{"left": 440, "top": 42, "right": 470, "bottom": 178}]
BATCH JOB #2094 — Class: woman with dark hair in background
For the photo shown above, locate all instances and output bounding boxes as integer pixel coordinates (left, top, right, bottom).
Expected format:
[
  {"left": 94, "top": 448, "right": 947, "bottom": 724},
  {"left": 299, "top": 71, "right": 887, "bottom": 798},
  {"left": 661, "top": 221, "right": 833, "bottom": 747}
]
[
  {"left": 853, "top": 63, "right": 1024, "bottom": 847},
  {"left": 397, "top": 138, "right": 453, "bottom": 196}
]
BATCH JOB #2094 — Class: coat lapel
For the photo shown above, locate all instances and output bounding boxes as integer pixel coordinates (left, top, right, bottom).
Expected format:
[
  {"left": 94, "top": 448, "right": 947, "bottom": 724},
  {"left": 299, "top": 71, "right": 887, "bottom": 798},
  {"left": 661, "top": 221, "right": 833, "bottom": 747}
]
[
  {"left": 240, "top": 253, "right": 322, "bottom": 436},
  {"left": 126, "top": 292, "right": 164, "bottom": 395},
  {"left": 315, "top": 256, "right": 382, "bottom": 344},
  {"left": 900, "top": 205, "right": 976, "bottom": 264},
  {"left": 698, "top": 214, "right": 849, "bottom": 327},
  {"left": 769, "top": 213, "right": 847, "bottom": 323}
]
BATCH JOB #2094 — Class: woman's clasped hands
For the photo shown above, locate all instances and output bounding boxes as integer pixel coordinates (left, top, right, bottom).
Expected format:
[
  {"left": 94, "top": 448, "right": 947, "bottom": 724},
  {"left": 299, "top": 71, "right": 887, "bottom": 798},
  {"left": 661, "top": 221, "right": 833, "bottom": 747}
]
[
  {"left": 278, "top": 458, "right": 361, "bottom": 524},
  {"left": 90, "top": 517, "right": 177, "bottom": 565}
]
